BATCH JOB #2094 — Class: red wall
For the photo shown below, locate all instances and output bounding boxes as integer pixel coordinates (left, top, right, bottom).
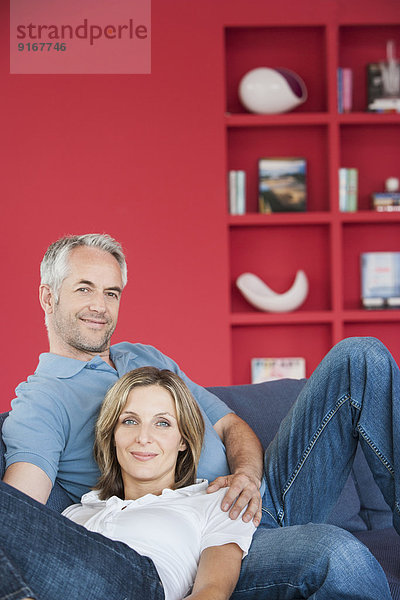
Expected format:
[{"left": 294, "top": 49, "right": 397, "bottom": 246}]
[{"left": 1, "top": 0, "right": 398, "bottom": 410}]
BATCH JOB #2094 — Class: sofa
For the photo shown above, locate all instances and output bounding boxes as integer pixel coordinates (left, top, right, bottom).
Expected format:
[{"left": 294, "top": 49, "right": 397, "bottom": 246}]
[{"left": 1, "top": 377, "right": 400, "bottom": 598}]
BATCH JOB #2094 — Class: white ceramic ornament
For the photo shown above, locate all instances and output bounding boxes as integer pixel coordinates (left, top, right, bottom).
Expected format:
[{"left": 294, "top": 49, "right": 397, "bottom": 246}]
[
  {"left": 238, "top": 67, "right": 308, "bottom": 114},
  {"left": 236, "top": 270, "right": 309, "bottom": 313}
]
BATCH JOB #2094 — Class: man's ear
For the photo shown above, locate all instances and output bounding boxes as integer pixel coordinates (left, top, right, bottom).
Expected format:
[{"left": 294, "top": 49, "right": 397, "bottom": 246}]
[{"left": 39, "top": 284, "right": 55, "bottom": 316}]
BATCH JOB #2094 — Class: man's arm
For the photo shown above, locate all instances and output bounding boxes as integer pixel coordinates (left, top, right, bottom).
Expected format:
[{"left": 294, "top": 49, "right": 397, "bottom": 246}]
[
  {"left": 185, "top": 543, "right": 243, "bottom": 600},
  {"left": 3, "top": 463, "right": 53, "bottom": 504},
  {"left": 208, "top": 413, "right": 264, "bottom": 526}
]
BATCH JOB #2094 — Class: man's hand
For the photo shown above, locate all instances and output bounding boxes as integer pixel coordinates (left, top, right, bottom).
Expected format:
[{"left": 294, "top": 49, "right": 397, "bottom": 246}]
[{"left": 207, "top": 470, "right": 262, "bottom": 526}]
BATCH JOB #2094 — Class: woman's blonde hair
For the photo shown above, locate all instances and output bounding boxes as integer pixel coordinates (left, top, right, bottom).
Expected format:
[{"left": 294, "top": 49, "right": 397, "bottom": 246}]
[{"left": 94, "top": 366, "right": 205, "bottom": 500}]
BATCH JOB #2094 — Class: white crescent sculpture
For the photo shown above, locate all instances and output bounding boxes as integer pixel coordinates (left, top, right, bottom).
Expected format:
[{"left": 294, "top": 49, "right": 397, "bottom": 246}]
[
  {"left": 236, "top": 270, "right": 309, "bottom": 313},
  {"left": 238, "top": 67, "right": 308, "bottom": 114}
]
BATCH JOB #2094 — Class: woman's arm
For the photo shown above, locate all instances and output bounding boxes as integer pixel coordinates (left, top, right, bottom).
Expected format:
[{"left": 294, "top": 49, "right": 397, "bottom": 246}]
[{"left": 185, "top": 543, "right": 243, "bottom": 600}]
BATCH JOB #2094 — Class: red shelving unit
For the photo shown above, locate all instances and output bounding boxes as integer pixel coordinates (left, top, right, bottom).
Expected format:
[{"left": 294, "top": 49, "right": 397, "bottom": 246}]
[{"left": 224, "top": 21, "right": 400, "bottom": 384}]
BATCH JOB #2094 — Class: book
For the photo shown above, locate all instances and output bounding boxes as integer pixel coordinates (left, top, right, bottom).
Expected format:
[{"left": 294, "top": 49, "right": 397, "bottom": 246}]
[
  {"left": 361, "top": 252, "right": 400, "bottom": 309},
  {"left": 367, "top": 62, "right": 400, "bottom": 113},
  {"left": 228, "top": 170, "right": 246, "bottom": 215},
  {"left": 337, "top": 68, "right": 353, "bottom": 113},
  {"left": 339, "top": 168, "right": 358, "bottom": 212},
  {"left": 372, "top": 192, "right": 400, "bottom": 212},
  {"left": 251, "top": 357, "right": 306, "bottom": 383},
  {"left": 258, "top": 157, "right": 306, "bottom": 213}
]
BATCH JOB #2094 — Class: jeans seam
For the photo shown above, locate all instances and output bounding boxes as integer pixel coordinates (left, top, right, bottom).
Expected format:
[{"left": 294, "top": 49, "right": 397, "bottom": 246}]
[
  {"left": 278, "top": 394, "right": 350, "bottom": 524},
  {"left": 261, "top": 506, "right": 279, "bottom": 526},
  {"left": 356, "top": 423, "right": 395, "bottom": 477}
]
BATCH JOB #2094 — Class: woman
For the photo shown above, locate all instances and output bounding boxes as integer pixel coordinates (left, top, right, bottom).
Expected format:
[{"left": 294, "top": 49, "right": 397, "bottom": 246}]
[
  {"left": 62, "top": 366, "right": 255, "bottom": 600},
  {"left": 2, "top": 366, "right": 253, "bottom": 600}
]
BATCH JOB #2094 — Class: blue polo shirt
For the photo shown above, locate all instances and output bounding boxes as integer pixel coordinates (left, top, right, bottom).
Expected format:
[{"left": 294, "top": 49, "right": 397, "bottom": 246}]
[{"left": 3, "top": 342, "right": 232, "bottom": 503}]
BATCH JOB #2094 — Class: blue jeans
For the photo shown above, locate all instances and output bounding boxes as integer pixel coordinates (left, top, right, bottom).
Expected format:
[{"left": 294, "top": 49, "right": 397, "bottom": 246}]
[
  {"left": 233, "top": 337, "right": 398, "bottom": 599},
  {"left": 0, "top": 481, "right": 164, "bottom": 600},
  {"left": 0, "top": 337, "right": 398, "bottom": 599}
]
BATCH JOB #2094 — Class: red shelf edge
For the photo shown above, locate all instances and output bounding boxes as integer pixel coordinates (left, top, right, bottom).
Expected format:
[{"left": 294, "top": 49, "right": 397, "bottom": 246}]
[
  {"left": 228, "top": 212, "right": 331, "bottom": 226},
  {"left": 228, "top": 211, "right": 400, "bottom": 226},
  {"left": 343, "top": 309, "right": 400, "bottom": 322},
  {"left": 230, "top": 310, "right": 400, "bottom": 327},
  {"left": 230, "top": 311, "right": 334, "bottom": 326},
  {"left": 225, "top": 112, "right": 400, "bottom": 128}
]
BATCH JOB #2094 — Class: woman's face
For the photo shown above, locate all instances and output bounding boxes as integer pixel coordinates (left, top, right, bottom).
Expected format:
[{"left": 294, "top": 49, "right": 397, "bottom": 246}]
[{"left": 114, "top": 384, "right": 187, "bottom": 499}]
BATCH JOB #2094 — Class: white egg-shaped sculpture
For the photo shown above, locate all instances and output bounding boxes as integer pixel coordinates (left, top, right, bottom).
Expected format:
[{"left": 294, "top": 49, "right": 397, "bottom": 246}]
[
  {"left": 238, "top": 67, "right": 308, "bottom": 115},
  {"left": 236, "top": 270, "right": 309, "bottom": 313}
]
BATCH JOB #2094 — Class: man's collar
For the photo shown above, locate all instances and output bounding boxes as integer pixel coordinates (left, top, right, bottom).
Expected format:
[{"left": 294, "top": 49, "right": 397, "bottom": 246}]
[
  {"left": 36, "top": 352, "right": 112, "bottom": 379},
  {"left": 35, "top": 343, "right": 139, "bottom": 379}
]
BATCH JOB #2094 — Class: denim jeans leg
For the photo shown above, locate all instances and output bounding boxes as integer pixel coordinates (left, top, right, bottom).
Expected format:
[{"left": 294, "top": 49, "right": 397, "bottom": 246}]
[
  {"left": 0, "top": 547, "right": 35, "bottom": 600},
  {"left": 264, "top": 337, "right": 400, "bottom": 530},
  {"left": 0, "top": 481, "right": 164, "bottom": 600},
  {"left": 233, "top": 522, "right": 390, "bottom": 599},
  {"left": 236, "top": 337, "right": 396, "bottom": 599}
]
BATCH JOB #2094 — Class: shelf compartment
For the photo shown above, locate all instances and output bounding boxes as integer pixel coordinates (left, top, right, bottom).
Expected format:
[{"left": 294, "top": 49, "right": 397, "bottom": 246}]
[
  {"left": 342, "top": 222, "right": 400, "bottom": 311},
  {"left": 225, "top": 26, "right": 327, "bottom": 114},
  {"left": 227, "top": 125, "right": 329, "bottom": 212},
  {"left": 231, "top": 323, "right": 332, "bottom": 384},
  {"left": 339, "top": 25, "right": 400, "bottom": 113},
  {"left": 230, "top": 224, "right": 331, "bottom": 313},
  {"left": 340, "top": 124, "right": 400, "bottom": 211}
]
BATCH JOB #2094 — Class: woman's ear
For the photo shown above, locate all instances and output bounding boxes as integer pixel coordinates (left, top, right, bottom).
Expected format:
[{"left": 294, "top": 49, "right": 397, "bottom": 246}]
[{"left": 179, "top": 439, "right": 187, "bottom": 452}]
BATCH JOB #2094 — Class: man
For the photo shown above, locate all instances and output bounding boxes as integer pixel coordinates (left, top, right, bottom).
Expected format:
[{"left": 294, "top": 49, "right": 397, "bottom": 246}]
[
  {"left": 3, "top": 234, "right": 263, "bottom": 520},
  {"left": 2, "top": 233, "right": 398, "bottom": 599}
]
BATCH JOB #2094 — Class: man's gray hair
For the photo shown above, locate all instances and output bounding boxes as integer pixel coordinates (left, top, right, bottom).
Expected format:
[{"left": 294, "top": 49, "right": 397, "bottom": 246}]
[{"left": 40, "top": 233, "right": 128, "bottom": 301}]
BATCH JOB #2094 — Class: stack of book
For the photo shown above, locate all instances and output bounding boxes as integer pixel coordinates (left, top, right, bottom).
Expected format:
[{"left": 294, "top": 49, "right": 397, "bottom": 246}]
[
  {"left": 372, "top": 192, "right": 400, "bottom": 212},
  {"left": 228, "top": 170, "right": 246, "bottom": 215},
  {"left": 339, "top": 168, "right": 358, "bottom": 212},
  {"left": 361, "top": 252, "right": 400, "bottom": 309},
  {"left": 337, "top": 67, "right": 353, "bottom": 113}
]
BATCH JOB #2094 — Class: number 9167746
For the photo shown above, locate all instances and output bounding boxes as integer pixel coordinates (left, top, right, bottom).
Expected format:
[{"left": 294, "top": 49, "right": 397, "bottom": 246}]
[{"left": 18, "top": 43, "right": 67, "bottom": 51}]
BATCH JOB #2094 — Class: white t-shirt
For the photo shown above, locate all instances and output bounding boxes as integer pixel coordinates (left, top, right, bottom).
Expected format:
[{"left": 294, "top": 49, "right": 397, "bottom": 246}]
[{"left": 63, "top": 480, "right": 255, "bottom": 600}]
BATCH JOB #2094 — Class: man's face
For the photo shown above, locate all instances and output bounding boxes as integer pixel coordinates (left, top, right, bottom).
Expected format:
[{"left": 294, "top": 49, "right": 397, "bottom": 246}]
[{"left": 48, "top": 246, "right": 123, "bottom": 359}]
